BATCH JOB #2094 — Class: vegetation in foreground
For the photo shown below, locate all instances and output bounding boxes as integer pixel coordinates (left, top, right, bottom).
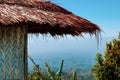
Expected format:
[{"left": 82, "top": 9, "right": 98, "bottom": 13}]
[
  {"left": 92, "top": 33, "right": 120, "bottom": 80},
  {"left": 28, "top": 57, "right": 94, "bottom": 80}
]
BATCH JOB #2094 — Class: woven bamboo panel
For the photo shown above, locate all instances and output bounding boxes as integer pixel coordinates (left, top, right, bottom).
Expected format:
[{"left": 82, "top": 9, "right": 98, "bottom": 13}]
[{"left": 0, "top": 26, "right": 27, "bottom": 80}]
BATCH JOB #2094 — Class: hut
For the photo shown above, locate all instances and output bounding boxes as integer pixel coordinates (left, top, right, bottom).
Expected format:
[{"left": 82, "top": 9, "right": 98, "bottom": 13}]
[{"left": 0, "top": 0, "right": 101, "bottom": 80}]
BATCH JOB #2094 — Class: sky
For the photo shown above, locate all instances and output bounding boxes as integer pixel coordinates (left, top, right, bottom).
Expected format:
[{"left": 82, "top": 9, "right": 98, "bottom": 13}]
[{"left": 28, "top": 0, "right": 120, "bottom": 58}]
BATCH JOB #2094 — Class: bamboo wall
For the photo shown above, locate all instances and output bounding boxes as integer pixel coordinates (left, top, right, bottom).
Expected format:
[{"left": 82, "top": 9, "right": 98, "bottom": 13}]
[{"left": 0, "top": 26, "right": 28, "bottom": 80}]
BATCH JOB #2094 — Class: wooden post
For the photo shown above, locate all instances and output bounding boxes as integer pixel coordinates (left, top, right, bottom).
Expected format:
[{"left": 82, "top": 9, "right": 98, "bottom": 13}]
[
  {"left": 24, "top": 27, "right": 28, "bottom": 80},
  {"left": 0, "top": 26, "right": 28, "bottom": 80}
]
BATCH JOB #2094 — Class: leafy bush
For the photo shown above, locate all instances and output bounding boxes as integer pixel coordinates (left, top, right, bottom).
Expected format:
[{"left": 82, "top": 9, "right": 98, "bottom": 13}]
[{"left": 92, "top": 33, "right": 120, "bottom": 80}]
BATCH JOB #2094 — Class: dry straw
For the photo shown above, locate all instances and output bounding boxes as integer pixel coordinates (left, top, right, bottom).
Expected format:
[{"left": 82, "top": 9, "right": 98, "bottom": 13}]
[{"left": 0, "top": 0, "right": 101, "bottom": 37}]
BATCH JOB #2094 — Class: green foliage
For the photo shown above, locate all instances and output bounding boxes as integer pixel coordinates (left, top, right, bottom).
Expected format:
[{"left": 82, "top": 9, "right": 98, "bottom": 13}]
[
  {"left": 28, "top": 59, "right": 78, "bottom": 80},
  {"left": 28, "top": 56, "right": 48, "bottom": 80},
  {"left": 28, "top": 64, "right": 48, "bottom": 80},
  {"left": 118, "top": 32, "right": 120, "bottom": 39},
  {"left": 70, "top": 71, "right": 77, "bottom": 80},
  {"left": 56, "top": 60, "right": 64, "bottom": 78},
  {"left": 92, "top": 33, "right": 120, "bottom": 80},
  {"left": 45, "top": 60, "right": 64, "bottom": 80},
  {"left": 92, "top": 53, "right": 105, "bottom": 80}
]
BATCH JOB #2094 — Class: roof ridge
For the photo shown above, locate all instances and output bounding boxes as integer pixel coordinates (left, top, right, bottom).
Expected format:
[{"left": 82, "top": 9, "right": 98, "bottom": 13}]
[{"left": 0, "top": 0, "right": 72, "bottom": 14}]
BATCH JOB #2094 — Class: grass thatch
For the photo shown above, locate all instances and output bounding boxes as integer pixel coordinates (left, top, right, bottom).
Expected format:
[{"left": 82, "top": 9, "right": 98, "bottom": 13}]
[{"left": 0, "top": 0, "right": 101, "bottom": 36}]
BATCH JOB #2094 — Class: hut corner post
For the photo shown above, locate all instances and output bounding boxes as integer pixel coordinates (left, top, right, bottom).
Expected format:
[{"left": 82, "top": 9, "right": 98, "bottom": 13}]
[
  {"left": 24, "top": 28, "right": 28, "bottom": 80},
  {"left": 0, "top": 26, "right": 28, "bottom": 80}
]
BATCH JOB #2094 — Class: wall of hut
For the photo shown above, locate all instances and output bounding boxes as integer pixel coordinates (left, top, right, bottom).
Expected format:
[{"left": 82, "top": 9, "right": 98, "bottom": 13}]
[{"left": 0, "top": 26, "right": 28, "bottom": 80}]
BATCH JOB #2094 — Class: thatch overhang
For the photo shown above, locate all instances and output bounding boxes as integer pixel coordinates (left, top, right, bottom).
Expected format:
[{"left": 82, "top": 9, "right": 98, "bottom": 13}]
[{"left": 0, "top": 0, "right": 101, "bottom": 36}]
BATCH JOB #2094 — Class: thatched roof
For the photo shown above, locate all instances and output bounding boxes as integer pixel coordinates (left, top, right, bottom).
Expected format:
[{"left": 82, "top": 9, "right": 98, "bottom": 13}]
[{"left": 0, "top": 0, "right": 101, "bottom": 36}]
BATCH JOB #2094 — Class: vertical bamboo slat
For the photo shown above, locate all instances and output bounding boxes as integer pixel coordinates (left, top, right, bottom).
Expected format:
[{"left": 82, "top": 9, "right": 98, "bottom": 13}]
[{"left": 0, "top": 26, "right": 27, "bottom": 80}]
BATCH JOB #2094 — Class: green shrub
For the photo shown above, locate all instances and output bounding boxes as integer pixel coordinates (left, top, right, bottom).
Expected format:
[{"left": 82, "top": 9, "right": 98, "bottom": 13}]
[{"left": 92, "top": 33, "right": 120, "bottom": 80}]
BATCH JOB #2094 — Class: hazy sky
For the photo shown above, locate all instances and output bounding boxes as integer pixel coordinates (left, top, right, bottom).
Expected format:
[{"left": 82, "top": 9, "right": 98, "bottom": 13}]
[{"left": 28, "top": 0, "right": 120, "bottom": 57}]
